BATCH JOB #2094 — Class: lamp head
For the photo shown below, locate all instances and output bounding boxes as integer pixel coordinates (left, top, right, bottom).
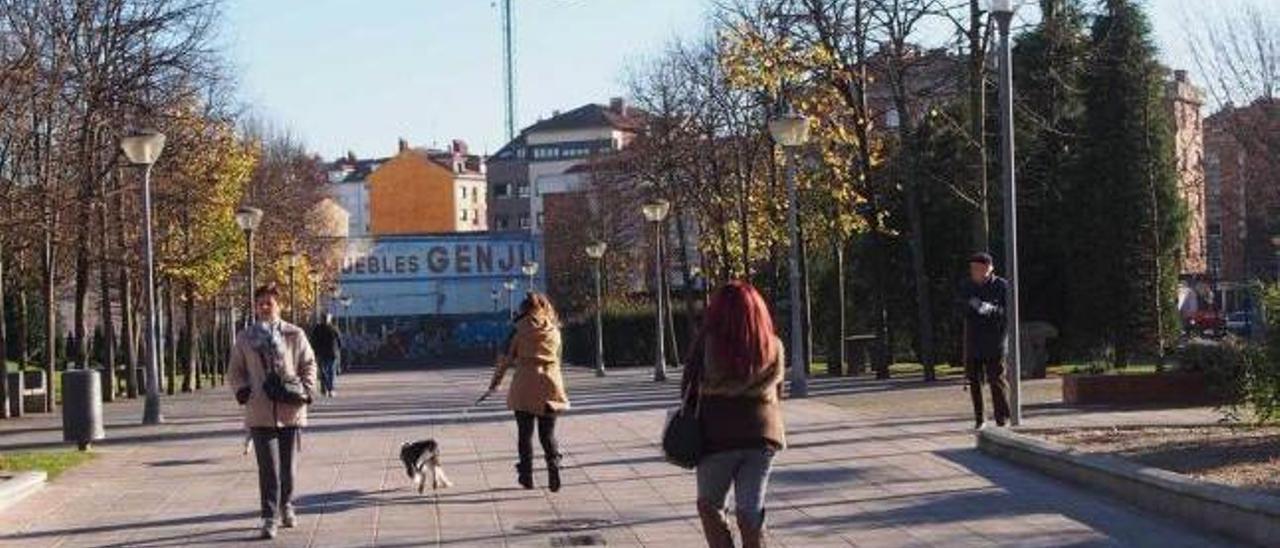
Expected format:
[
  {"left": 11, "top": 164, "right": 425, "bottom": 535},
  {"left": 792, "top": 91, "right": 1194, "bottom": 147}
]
[
  {"left": 120, "top": 130, "right": 166, "bottom": 165},
  {"left": 521, "top": 261, "right": 539, "bottom": 277},
  {"left": 235, "top": 206, "right": 264, "bottom": 233},
  {"left": 585, "top": 240, "right": 608, "bottom": 259},
  {"left": 768, "top": 111, "right": 810, "bottom": 147},
  {"left": 641, "top": 199, "right": 671, "bottom": 223},
  {"left": 990, "top": 0, "right": 1013, "bottom": 15}
]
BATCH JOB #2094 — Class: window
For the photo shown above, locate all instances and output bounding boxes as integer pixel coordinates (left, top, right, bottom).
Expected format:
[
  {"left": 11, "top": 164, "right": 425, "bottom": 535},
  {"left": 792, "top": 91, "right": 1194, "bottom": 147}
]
[
  {"left": 494, "top": 183, "right": 510, "bottom": 197},
  {"left": 885, "top": 108, "right": 900, "bottom": 128},
  {"left": 519, "top": 214, "right": 530, "bottom": 229},
  {"left": 461, "top": 209, "right": 468, "bottom": 221},
  {"left": 517, "top": 183, "right": 530, "bottom": 198},
  {"left": 537, "top": 212, "right": 545, "bottom": 227},
  {"left": 472, "top": 188, "right": 479, "bottom": 203}
]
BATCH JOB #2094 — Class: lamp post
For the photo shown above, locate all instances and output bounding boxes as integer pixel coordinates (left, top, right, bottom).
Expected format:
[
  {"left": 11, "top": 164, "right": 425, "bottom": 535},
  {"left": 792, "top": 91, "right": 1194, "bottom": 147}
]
[
  {"left": 339, "top": 296, "right": 353, "bottom": 336},
  {"left": 642, "top": 198, "right": 671, "bottom": 382},
  {"left": 283, "top": 248, "right": 298, "bottom": 324},
  {"left": 992, "top": 0, "right": 1022, "bottom": 425},
  {"left": 120, "top": 130, "right": 167, "bottom": 425},
  {"left": 504, "top": 279, "right": 517, "bottom": 319},
  {"left": 585, "top": 240, "right": 608, "bottom": 377},
  {"left": 308, "top": 270, "right": 321, "bottom": 325},
  {"left": 768, "top": 107, "right": 811, "bottom": 398},
  {"left": 235, "top": 206, "right": 264, "bottom": 327},
  {"left": 521, "top": 261, "right": 539, "bottom": 292},
  {"left": 491, "top": 287, "right": 500, "bottom": 313}
]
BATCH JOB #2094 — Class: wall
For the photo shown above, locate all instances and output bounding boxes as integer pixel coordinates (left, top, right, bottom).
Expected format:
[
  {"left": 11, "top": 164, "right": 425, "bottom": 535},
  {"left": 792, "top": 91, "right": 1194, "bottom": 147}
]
[
  {"left": 368, "top": 151, "right": 457, "bottom": 235},
  {"left": 1165, "top": 72, "right": 1207, "bottom": 275},
  {"left": 330, "top": 181, "right": 370, "bottom": 236},
  {"left": 453, "top": 173, "right": 488, "bottom": 232}
]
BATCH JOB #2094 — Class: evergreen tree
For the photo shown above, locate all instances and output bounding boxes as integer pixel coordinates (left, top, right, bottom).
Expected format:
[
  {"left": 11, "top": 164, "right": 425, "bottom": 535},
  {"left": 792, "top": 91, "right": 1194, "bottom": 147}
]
[
  {"left": 1011, "top": 0, "right": 1089, "bottom": 352},
  {"left": 1068, "top": 0, "right": 1187, "bottom": 365}
]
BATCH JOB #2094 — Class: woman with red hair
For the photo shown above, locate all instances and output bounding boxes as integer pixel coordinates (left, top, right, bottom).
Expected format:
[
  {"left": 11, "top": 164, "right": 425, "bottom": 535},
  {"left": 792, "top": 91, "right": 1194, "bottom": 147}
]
[{"left": 684, "top": 281, "right": 786, "bottom": 548}]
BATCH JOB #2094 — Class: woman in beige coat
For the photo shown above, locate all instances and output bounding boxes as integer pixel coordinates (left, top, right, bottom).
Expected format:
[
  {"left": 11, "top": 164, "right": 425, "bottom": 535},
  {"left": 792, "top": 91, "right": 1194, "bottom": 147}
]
[
  {"left": 229, "top": 284, "right": 318, "bottom": 540},
  {"left": 485, "top": 293, "right": 569, "bottom": 492}
]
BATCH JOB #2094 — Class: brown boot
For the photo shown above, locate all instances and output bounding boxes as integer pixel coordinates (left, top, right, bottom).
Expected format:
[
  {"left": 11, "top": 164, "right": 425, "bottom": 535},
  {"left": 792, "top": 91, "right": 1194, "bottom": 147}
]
[
  {"left": 697, "top": 499, "right": 735, "bottom": 548},
  {"left": 737, "top": 509, "right": 766, "bottom": 548}
]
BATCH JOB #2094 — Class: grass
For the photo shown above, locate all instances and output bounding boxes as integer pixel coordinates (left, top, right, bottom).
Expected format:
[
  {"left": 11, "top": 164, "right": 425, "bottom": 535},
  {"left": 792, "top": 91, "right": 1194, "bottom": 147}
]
[
  {"left": 808, "top": 360, "right": 965, "bottom": 377},
  {"left": 0, "top": 450, "right": 96, "bottom": 480}
]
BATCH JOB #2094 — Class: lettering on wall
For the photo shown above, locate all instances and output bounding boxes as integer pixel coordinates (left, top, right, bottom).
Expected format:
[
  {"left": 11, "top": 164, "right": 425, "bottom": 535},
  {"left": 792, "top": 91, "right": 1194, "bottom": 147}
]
[{"left": 341, "top": 238, "right": 533, "bottom": 280}]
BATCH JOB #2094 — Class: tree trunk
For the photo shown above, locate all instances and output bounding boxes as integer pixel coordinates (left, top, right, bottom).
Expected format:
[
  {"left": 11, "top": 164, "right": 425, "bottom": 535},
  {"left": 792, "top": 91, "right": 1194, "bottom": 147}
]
[
  {"left": 831, "top": 240, "right": 846, "bottom": 376},
  {"left": 674, "top": 210, "right": 699, "bottom": 344},
  {"left": 120, "top": 268, "right": 137, "bottom": 399},
  {"left": 164, "top": 282, "right": 177, "bottom": 395},
  {"left": 182, "top": 281, "right": 196, "bottom": 392},
  {"left": 737, "top": 171, "right": 752, "bottom": 279},
  {"left": 906, "top": 181, "right": 936, "bottom": 381},
  {"left": 97, "top": 203, "right": 116, "bottom": 402},
  {"left": 969, "top": 0, "right": 990, "bottom": 251},
  {"left": 0, "top": 244, "right": 9, "bottom": 418},
  {"left": 43, "top": 224, "right": 56, "bottom": 413},
  {"left": 73, "top": 229, "right": 90, "bottom": 369},
  {"left": 17, "top": 284, "right": 29, "bottom": 370}
]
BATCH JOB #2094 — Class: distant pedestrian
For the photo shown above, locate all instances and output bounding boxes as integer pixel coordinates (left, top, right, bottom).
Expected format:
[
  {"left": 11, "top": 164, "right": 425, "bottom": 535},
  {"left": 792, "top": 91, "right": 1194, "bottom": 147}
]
[
  {"left": 684, "top": 281, "right": 786, "bottom": 548},
  {"left": 484, "top": 293, "right": 569, "bottom": 492},
  {"left": 959, "top": 252, "right": 1011, "bottom": 429},
  {"left": 309, "top": 314, "right": 342, "bottom": 397},
  {"left": 229, "top": 284, "right": 318, "bottom": 540}
]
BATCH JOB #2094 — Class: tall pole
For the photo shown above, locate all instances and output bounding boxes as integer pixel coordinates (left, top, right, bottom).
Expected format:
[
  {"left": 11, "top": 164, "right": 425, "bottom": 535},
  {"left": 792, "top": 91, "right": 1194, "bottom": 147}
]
[
  {"left": 652, "top": 220, "right": 667, "bottom": 382},
  {"left": 785, "top": 148, "right": 808, "bottom": 397},
  {"left": 995, "top": 8, "right": 1021, "bottom": 425},
  {"left": 287, "top": 260, "right": 296, "bottom": 324},
  {"left": 244, "top": 230, "right": 255, "bottom": 328},
  {"left": 141, "top": 164, "right": 163, "bottom": 424},
  {"left": 501, "top": 0, "right": 516, "bottom": 142},
  {"left": 593, "top": 258, "right": 606, "bottom": 377}
]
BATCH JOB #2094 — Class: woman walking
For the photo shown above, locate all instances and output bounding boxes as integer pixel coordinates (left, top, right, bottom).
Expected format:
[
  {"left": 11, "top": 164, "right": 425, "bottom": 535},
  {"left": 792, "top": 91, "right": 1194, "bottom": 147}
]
[
  {"left": 229, "top": 284, "right": 318, "bottom": 540},
  {"left": 485, "top": 292, "right": 570, "bottom": 492},
  {"left": 685, "top": 281, "right": 786, "bottom": 548}
]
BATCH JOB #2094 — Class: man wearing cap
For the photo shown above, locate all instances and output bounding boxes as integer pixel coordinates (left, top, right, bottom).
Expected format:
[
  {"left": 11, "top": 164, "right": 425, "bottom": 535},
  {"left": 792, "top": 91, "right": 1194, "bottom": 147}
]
[{"left": 959, "top": 252, "right": 1011, "bottom": 428}]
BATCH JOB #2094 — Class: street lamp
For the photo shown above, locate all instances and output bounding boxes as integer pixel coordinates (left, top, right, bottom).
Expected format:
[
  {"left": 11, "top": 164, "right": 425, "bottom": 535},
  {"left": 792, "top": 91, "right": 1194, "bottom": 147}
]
[
  {"left": 992, "top": 0, "right": 1022, "bottom": 425},
  {"left": 642, "top": 198, "right": 671, "bottom": 382},
  {"left": 585, "top": 240, "right": 609, "bottom": 377},
  {"left": 769, "top": 107, "right": 811, "bottom": 398},
  {"left": 120, "top": 130, "right": 167, "bottom": 425},
  {"left": 235, "top": 206, "right": 264, "bottom": 327},
  {"left": 504, "top": 279, "right": 517, "bottom": 319},
  {"left": 338, "top": 295, "right": 353, "bottom": 336},
  {"left": 308, "top": 270, "right": 321, "bottom": 325},
  {"left": 491, "top": 287, "right": 501, "bottom": 313},
  {"left": 283, "top": 248, "right": 298, "bottom": 324},
  {"left": 522, "top": 260, "right": 539, "bottom": 292}
]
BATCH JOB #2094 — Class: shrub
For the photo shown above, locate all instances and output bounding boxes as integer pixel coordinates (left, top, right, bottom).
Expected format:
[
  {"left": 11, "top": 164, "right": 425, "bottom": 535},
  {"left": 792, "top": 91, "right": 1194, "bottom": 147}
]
[
  {"left": 1171, "top": 337, "right": 1247, "bottom": 403},
  {"left": 561, "top": 299, "right": 697, "bottom": 367}
]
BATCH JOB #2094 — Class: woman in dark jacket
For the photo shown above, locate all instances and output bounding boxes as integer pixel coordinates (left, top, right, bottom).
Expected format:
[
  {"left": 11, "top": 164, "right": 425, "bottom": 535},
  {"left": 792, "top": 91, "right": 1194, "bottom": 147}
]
[{"left": 683, "top": 281, "right": 785, "bottom": 548}]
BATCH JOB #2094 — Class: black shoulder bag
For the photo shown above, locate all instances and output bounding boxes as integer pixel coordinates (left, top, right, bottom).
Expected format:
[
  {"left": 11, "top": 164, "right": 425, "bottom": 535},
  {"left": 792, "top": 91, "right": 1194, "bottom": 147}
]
[
  {"left": 662, "top": 338, "right": 704, "bottom": 469},
  {"left": 260, "top": 342, "right": 310, "bottom": 406}
]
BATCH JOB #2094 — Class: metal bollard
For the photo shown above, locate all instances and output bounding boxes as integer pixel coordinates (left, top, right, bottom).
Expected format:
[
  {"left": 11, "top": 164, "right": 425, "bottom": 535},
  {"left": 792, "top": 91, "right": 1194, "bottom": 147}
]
[{"left": 61, "top": 369, "right": 105, "bottom": 451}]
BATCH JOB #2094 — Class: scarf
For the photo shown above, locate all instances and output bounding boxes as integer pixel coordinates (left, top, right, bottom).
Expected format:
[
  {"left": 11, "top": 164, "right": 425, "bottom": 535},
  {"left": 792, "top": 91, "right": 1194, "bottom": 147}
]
[{"left": 246, "top": 320, "right": 288, "bottom": 372}]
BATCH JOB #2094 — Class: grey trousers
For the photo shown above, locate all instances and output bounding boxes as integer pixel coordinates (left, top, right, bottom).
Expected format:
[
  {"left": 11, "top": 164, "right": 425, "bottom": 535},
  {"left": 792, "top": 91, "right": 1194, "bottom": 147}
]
[
  {"left": 251, "top": 427, "right": 299, "bottom": 521},
  {"left": 696, "top": 448, "right": 775, "bottom": 528}
]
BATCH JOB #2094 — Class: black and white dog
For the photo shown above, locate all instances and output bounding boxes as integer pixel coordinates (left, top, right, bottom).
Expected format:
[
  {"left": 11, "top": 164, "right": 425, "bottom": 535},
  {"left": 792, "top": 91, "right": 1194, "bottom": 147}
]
[{"left": 400, "top": 439, "right": 453, "bottom": 493}]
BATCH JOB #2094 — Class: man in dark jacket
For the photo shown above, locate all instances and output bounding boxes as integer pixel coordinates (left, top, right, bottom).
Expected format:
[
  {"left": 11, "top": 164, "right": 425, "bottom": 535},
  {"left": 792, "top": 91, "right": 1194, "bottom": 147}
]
[
  {"left": 309, "top": 314, "right": 342, "bottom": 397},
  {"left": 959, "top": 252, "right": 1011, "bottom": 428}
]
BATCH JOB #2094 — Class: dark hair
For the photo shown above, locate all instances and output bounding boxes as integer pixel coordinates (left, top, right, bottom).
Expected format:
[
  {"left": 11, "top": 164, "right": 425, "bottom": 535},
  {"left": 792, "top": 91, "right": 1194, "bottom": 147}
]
[
  {"left": 518, "top": 292, "right": 559, "bottom": 325},
  {"left": 254, "top": 283, "right": 281, "bottom": 301},
  {"left": 968, "top": 252, "right": 993, "bottom": 266}
]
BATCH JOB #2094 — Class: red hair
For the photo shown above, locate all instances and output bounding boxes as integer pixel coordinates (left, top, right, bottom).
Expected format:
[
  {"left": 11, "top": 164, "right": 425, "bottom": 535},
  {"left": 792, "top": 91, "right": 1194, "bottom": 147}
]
[{"left": 700, "top": 281, "right": 776, "bottom": 377}]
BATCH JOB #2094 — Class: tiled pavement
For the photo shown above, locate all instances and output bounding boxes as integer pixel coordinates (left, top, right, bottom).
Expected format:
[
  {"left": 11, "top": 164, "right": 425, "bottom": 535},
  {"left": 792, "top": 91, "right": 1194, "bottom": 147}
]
[{"left": 0, "top": 365, "right": 1238, "bottom": 547}]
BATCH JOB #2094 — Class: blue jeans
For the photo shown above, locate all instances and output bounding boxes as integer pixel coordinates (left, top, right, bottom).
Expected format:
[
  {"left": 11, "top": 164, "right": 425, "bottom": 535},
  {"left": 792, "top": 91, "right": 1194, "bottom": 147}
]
[
  {"left": 319, "top": 356, "right": 338, "bottom": 394},
  {"left": 696, "top": 448, "right": 775, "bottom": 529}
]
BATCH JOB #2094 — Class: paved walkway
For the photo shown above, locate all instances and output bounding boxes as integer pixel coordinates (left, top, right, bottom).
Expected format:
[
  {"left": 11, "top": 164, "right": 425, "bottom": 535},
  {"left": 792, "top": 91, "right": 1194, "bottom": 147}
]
[{"left": 0, "top": 365, "right": 1236, "bottom": 547}]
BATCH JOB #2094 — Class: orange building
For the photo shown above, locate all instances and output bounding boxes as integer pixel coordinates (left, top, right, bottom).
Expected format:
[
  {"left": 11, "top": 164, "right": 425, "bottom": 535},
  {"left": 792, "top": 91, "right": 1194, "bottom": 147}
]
[{"left": 368, "top": 139, "right": 487, "bottom": 235}]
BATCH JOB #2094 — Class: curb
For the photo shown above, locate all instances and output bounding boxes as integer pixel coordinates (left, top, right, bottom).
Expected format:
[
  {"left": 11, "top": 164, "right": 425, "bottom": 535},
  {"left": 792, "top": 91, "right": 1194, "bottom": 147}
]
[
  {"left": 977, "top": 427, "right": 1279, "bottom": 547},
  {"left": 0, "top": 471, "right": 47, "bottom": 513}
]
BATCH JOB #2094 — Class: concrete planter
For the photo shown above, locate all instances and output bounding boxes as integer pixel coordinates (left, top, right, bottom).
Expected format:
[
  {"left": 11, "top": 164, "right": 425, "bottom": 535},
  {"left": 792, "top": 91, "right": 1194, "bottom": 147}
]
[
  {"left": 978, "top": 427, "right": 1280, "bottom": 547},
  {"left": 1062, "top": 372, "right": 1217, "bottom": 406}
]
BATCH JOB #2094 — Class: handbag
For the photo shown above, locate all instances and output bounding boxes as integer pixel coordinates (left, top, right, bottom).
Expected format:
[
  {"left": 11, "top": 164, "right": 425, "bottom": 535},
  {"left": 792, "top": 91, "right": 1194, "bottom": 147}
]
[
  {"left": 260, "top": 350, "right": 311, "bottom": 405},
  {"left": 662, "top": 340, "right": 704, "bottom": 469}
]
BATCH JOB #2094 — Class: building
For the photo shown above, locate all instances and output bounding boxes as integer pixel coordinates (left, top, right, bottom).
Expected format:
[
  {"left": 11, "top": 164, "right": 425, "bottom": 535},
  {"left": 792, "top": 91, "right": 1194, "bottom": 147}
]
[
  {"left": 1204, "top": 98, "right": 1280, "bottom": 282},
  {"left": 486, "top": 98, "right": 645, "bottom": 235},
  {"left": 326, "top": 138, "right": 487, "bottom": 238},
  {"left": 1165, "top": 70, "right": 1208, "bottom": 276},
  {"left": 368, "top": 139, "right": 487, "bottom": 235},
  {"left": 326, "top": 152, "right": 387, "bottom": 237}
]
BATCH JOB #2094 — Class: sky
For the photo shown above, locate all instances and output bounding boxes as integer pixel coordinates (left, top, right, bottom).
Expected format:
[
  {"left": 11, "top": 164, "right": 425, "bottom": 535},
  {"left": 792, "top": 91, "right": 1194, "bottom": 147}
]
[{"left": 223, "top": 0, "right": 1245, "bottom": 161}]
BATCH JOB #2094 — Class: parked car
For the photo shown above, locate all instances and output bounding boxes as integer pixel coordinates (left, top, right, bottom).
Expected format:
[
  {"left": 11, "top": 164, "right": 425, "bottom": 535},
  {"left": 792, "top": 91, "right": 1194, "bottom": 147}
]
[{"left": 1225, "top": 311, "right": 1253, "bottom": 338}]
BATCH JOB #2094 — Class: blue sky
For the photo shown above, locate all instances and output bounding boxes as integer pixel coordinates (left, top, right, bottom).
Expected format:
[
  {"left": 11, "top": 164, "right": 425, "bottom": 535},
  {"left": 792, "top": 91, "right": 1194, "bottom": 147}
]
[{"left": 224, "top": 0, "right": 1227, "bottom": 160}]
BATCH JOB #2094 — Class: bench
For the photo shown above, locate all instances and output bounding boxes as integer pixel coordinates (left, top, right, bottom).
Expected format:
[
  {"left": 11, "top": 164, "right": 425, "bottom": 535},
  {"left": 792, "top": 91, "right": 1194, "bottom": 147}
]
[{"left": 21, "top": 370, "right": 48, "bottom": 414}]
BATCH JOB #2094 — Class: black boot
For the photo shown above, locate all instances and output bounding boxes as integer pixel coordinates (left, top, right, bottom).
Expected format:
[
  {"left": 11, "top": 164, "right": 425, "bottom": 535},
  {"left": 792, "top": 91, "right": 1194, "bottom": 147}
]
[
  {"left": 516, "top": 461, "right": 534, "bottom": 489},
  {"left": 546, "top": 456, "right": 562, "bottom": 493}
]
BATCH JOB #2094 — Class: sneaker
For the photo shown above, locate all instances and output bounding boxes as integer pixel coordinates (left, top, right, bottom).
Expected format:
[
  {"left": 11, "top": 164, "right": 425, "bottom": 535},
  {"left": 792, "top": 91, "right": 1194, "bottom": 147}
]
[
  {"left": 282, "top": 507, "right": 297, "bottom": 528},
  {"left": 260, "top": 519, "right": 278, "bottom": 540}
]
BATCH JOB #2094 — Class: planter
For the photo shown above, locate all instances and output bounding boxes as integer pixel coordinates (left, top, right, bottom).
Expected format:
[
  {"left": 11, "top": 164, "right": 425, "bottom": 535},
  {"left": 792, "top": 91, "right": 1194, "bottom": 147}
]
[{"left": 1062, "top": 372, "right": 1219, "bottom": 405}]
